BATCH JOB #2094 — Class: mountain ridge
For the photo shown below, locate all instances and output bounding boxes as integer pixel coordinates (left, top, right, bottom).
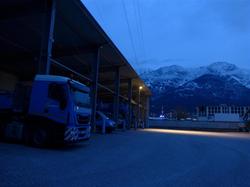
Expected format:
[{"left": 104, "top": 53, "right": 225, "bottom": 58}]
[{"left": 141, "top": 62, "right": 250, "bottom": 114}]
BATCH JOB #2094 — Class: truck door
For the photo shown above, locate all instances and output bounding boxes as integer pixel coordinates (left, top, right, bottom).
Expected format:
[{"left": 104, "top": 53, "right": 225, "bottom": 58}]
[{"left": 44, "top": 83, "right": 68, "bottom": 124}]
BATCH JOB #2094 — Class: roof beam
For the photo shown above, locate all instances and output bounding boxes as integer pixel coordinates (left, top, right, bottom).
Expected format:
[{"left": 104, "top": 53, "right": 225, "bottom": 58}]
[
  {"left": 99, "top": 78, "right": 133, "bottom": 85},
  {"left": 52, "top": 45, "right": 98, "bottom": 57},
  {"left": 0, "top": 44, "right": 98, "bottom": 62},
  {"left": 0, "top": 52, "right": 36, "bottom": 63},
  {"left": 0, "top": 1, "right": 46, "bottom": 21},
  {"left": 99, "top": 64, "right": 125, "bottom": 73}
]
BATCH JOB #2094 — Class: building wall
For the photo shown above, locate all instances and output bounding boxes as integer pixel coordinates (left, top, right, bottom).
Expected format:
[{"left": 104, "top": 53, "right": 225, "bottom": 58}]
[
  {"left": 0, "top": 71, "right": 18, "bottom": 91},
  {"left": 197, "top": 105, "right": 250, "bottom": 122},
  {"left": 214, "top": 113, "right": 240, "bottom": 122}
]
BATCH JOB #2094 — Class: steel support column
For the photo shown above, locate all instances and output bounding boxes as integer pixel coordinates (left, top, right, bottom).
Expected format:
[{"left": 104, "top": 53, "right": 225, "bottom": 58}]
[
  {"left": 90, "top": 47, "right": 102, "bottom": 132},
  {"left": 45, "top": 0, "right": 56, "bottom": 74},
  {"left": 38, "top": 0, "right": 56, "bottom": 74},
  {"left": 113, "top": 67, "right": 120, "bottom": 127},
  {"left": 127, "top": 79, "right": 132, "bottom": 129},
  {"left": 136, "top": 89, "right": 141, "bottom": 130},
  {"left": 145, "top": 97, "right": 150, "bottom": 128}
]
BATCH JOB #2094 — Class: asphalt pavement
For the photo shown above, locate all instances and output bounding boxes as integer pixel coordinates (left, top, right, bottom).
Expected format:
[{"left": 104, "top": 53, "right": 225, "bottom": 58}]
[{"left": 1, "top": 128, "right": 250, "bottom": 187}]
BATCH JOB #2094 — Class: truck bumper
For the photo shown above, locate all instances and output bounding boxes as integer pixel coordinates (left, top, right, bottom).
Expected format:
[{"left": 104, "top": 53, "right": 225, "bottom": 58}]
[{"left": 64, "top": 126, "right": 91, "bottom": 142}]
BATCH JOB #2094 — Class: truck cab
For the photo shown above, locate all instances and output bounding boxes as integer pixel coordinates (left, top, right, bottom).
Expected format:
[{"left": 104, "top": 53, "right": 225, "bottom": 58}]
[{"left": 0, "top": 75, "right": 91, "bottom": 146}]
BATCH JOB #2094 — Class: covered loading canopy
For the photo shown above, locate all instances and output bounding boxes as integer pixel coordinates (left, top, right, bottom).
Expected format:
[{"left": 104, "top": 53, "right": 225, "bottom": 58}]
[{"left": 0, "top": 0, "right": 151, "bottom": 101}]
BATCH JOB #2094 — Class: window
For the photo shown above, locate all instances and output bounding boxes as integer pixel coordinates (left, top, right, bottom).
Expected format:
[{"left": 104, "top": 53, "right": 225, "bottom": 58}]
[
  {"left": 48, "top": 83, "right": 66, "bottom": 101},
  {"left": 71, "top": 88, "right": 90, "bottom": 108}
]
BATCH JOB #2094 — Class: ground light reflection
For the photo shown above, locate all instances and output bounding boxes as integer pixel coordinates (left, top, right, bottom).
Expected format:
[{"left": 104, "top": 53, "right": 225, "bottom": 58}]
[{"left": 144, "top": 128, "right": 250, "bottom": 139}]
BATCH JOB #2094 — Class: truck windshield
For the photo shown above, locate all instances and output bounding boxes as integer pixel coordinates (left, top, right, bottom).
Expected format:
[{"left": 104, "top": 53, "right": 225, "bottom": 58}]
[{"left": 71, "top": 88, "right": 90, "bottom": 108}]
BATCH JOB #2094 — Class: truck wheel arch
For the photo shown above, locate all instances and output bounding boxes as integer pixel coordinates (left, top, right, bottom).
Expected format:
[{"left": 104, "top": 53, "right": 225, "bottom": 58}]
[{"left": 24, "top": 115, "right": 66, "bottom": 146}]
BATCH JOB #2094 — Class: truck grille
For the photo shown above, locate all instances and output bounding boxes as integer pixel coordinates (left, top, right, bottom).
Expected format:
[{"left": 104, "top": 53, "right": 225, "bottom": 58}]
[{"left": 77, "top": 114, "right": 90, "bottom": 124}]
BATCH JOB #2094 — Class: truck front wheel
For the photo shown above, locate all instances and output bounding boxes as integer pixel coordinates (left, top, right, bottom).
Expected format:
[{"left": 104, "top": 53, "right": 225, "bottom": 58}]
[
  {"left": 0, "top": 123, "right": 4, "bottom": 140},
  {"left": 32, "top": 128, "right": 50, "bottom": 147}
]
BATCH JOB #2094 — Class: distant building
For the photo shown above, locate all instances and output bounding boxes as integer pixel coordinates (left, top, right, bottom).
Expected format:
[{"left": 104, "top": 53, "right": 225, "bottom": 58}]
[{"left": 196, "top": 104, "right": 250, "bottom": 122}]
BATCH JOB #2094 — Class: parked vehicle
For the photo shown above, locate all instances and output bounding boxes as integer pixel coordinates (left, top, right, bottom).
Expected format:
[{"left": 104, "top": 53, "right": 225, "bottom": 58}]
[
  {"left": 117, "top": 113, "right": 126, "bottom": 129},
  {"left": 238, "top": 123, "right": 248, "bottom": 132},
  {"left": 95, "top": 111, "right": 116, "bottom": 133},
  {"left": 103, "top": 112, "right": 126, "bottom": 129},
  {"left": 242, "top": 109, "right": 250, "bottom": 132},
  {"left": 0, "top": 75, "right": 91, "bottom": 147}
]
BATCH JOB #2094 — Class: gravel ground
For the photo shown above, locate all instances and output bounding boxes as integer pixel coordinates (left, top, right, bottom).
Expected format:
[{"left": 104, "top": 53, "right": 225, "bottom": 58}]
[{"left": 1, "top": 128, "right": 250, "bottom": 187}]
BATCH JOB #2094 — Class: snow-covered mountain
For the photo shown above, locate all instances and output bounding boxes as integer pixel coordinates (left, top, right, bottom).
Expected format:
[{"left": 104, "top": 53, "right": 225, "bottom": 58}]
[
  {"left": 141, "top": 62, "right": 250, "bottom": 113},
  {"left": 141, "top": 62, "right": 250, "bottom": 93}
]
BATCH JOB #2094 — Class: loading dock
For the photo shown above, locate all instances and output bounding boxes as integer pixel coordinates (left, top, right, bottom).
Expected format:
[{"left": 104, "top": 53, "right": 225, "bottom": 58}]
[{"left": 0, "top": 0, "right": 151, "bottom": 133}]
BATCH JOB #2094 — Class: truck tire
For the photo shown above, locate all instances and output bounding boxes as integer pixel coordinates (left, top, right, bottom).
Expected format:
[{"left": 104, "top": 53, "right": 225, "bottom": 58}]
[
  {"left": 0, "top": 123, "right": 4, "bottom": 140},
  {"left": 106, "top": 128, "right": 113, "bottom": 134},
  {"left": 32, "top": 127, "right": 50, "bottom": 147}
]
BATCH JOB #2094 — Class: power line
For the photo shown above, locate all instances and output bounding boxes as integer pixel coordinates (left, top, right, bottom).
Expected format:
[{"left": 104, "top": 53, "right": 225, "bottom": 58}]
[
  {"left": 121, "top": 0, "right": 139, "bottom": 65},
  {"left": 132, "top": 0, "right": 142, "bottom": 59},
  {"left": 135, "top": 0, "right": 146, "bottom": 59},
  {"left": 94, "top": 1, "right": 105, "bottom": 22}
]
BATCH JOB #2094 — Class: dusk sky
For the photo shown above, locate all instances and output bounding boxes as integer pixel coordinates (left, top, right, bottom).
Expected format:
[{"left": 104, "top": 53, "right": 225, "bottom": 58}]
[{"left": 82, "top": 0, "right": 250, "bottom": 71}]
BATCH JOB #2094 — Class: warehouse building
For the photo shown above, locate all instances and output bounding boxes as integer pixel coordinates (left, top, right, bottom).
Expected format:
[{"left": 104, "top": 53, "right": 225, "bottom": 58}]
[
  {"left": 0, "top": 0, "right": 151, "bottom": 132},
  {"left": 196, "top": 105, "right": 250, "bottom": 122}
]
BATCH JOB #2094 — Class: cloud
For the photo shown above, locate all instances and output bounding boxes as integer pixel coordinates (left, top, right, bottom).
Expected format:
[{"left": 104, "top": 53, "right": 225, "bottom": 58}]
[{"left": 205, "top": 0, "right": 250, "bottom": 32}]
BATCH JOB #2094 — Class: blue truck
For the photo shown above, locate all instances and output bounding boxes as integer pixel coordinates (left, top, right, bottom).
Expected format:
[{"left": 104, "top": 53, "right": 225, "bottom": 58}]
[{"left": 0, "top": 75, "right": 91, "bottom": 146}]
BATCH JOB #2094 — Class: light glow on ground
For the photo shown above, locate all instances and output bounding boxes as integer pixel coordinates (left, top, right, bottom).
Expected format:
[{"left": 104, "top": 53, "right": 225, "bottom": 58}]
[{"left": 143, "top": 128, "right": 250, "bottom": 139}]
